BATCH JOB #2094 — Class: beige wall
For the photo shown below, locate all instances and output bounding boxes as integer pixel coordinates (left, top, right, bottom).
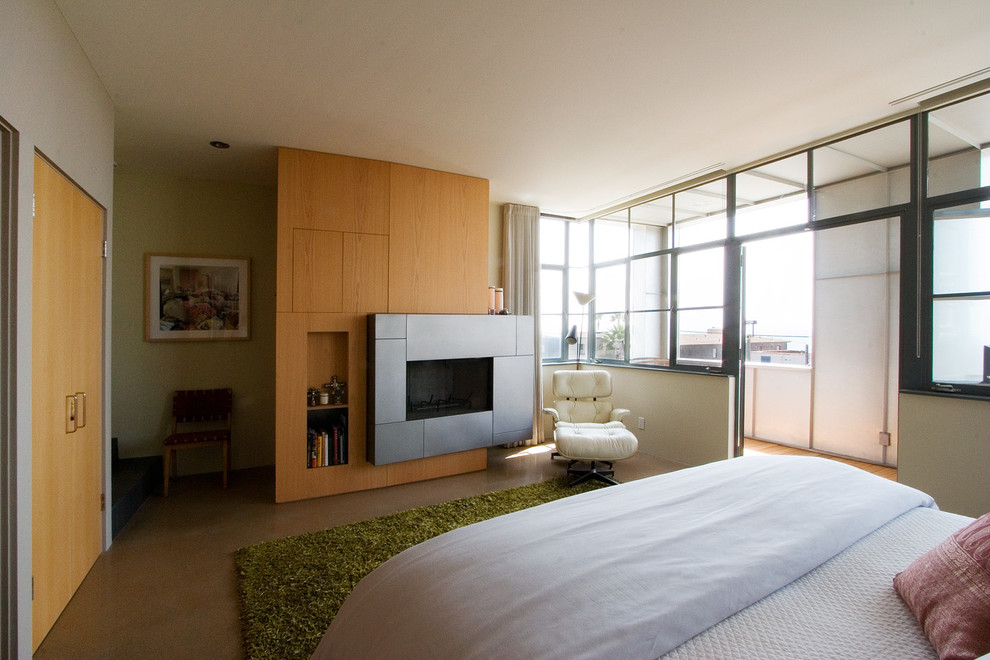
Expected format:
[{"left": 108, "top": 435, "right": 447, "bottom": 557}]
[
  {"left": 898, "top": 393, "right": 990, "bottom": 517},
  {"left": 542, "top": 364, "right": 735, "bottom": 468},
  {"left": 112, "top": 170, "right": 277, "bottom": 473}
]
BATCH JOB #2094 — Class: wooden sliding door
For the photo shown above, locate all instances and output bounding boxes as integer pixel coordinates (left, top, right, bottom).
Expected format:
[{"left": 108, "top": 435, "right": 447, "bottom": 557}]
[{"left": 31, "top": 154, "right": 104, "bottom": 649}]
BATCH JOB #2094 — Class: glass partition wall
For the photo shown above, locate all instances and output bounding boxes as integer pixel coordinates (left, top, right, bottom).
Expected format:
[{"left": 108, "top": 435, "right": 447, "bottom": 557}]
[{"left": 541, "top": 88, "right": 990, "bottom": 464}]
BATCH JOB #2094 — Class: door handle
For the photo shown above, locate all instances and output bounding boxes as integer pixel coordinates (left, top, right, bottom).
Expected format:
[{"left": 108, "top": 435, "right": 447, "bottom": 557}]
[
  {"left": 64, "top": 392, "right": 86, "bottom": 433},
  {"left": 65, "top": 395, "right": 77, "bottom": 434},
  {"left": 75, "top": 391, "right": 86, "bottom": 428}
]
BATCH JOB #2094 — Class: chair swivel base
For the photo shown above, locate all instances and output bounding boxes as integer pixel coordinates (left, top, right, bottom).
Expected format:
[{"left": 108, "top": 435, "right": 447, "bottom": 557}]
[{"left": 566, "top": 459, "right": 619, "bottom": 486}]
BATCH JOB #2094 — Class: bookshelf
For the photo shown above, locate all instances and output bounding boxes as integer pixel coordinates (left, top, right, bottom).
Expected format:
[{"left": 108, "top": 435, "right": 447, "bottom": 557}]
[{"left": 306, "top": 406, "right": 348, "bottom": 467}]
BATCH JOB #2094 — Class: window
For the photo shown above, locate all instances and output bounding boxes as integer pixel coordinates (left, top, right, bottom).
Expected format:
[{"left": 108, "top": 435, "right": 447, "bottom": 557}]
[
  {"left": 931, "top": 203, "right": 990, "bottom": 385},
  {"left": 675, "top": 247, "right": 724, "bottom": 366},
  {"left": 742, "top": 232, "right": 813, "bottom": 365},
  {"left": 813, "top": 120, "right": 911, "bottom": 220},
  {"left": 908, "top": 91, "right": 990, "bottom": 396},
  {"left": 540, "top": 89, "right": 990, "bottom": 400},
  {"left": 539, "top": 216, "right": 567, "bottom": 359},
  {"left": 735, "top": 153, "right": 808, "bottom": 236},
  {"left": 541, "top": 179, "right": 727, "bottom": 371},
  {"left": 927, "top": 93, "right": 990, "bottom": 198}
]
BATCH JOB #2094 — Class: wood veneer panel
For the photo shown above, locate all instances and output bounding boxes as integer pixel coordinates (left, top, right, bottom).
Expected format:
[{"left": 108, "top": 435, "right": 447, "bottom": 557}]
[
  {"left": 292, "top": 229, "right": 343, "bottom": 312},
  {"left": 276, "top": 221, "right": 294, "bottom": 313},
  {"left": 388, "top": 164, "right": 489, "bottom": 314},
  {"left": 342, "top": 232, "right": 389, "bottom": 313},
  {"left": 277, "top": 147, "right": 389, "bottom": 235}
]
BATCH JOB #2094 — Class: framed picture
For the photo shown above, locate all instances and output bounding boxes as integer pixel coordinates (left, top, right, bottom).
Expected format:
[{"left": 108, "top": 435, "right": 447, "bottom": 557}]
[{"left": 146, "top": 253, "right": 250, "bottom": 341}]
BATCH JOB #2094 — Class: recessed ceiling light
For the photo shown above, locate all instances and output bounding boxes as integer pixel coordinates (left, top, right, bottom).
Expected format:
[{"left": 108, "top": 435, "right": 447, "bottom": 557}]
[{"left": 209, "top": 140, "right": 230, "bottom": 149}]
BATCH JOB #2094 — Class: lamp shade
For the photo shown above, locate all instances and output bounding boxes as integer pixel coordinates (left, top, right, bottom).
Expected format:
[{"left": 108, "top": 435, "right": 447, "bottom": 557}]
[
  {"left": 565, "top": 325, "right": 578, "bottom": 345},
  {"left": 573, "top": 291, "right": 596, "bottom": 306}
]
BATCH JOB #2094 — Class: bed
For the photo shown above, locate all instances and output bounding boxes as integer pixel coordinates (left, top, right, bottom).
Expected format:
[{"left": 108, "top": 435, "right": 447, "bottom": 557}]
[{"left": 312, "top": 455, "right": 989, "bottom": 659}]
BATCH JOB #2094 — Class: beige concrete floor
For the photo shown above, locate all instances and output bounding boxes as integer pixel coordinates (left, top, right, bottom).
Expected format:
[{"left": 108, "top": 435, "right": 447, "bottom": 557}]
[{"left": 34, "top": 445, "right": 682, "bottom": 659}]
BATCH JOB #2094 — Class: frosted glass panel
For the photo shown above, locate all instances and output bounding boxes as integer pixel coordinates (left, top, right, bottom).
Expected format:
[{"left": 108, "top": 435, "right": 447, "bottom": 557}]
[
  {"left": 928, "top": 92, "right": 990, "bottom": 198},
  {"left": 812, "top": 219, "right": 899, "bottom": 464},
  {"left": 933, "top": 299, "right": 990, "bottom": 383},
  {"left": 812, "top": 274, "right": 889, "bottom": 462},
  {"left": 813, "top": 120, "right": 910, "bottom": 220},
  {"left": 933, "top": 206, "right": 990, "bottom": 295},
  {"left": 815, "top": 218, "right": 899, "bottom": 279}
]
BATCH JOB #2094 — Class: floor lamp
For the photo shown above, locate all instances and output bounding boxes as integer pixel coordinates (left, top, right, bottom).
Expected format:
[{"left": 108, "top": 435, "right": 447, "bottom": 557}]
[{"left": 566, "top": 291, "right": 595, "bottom": 369}]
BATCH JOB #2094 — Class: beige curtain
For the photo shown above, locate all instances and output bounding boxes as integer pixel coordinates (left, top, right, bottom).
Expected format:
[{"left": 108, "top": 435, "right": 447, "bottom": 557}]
[{"left": 502, "top": 203, "right": 543, "bottom": 446}]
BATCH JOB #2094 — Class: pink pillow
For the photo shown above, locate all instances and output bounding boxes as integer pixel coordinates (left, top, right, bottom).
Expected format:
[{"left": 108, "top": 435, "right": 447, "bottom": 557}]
[{"left": 893, "top": 512, "right": 990, "bottom": 660}]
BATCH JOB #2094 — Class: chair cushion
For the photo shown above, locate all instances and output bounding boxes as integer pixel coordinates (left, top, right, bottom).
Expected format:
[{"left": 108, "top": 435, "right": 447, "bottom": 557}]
[
  {"left": 552, "top": 370, "right": 613, "bottom": 399},
  {"left": 555, "top": 399, "right": 615, "bottom": 424},
  {"left": 555, "top": 423, "right": 638, "bottom": 462}
]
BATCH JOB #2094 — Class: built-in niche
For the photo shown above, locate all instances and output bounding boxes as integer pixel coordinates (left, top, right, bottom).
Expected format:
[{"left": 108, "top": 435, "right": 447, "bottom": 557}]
[{"left": 306, "top": 331, "right": 349, "bottom": 468}]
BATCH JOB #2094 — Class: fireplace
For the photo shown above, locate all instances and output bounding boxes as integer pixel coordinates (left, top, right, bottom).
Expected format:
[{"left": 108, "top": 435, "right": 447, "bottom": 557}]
[
  {"left": 406, "top": 358, "right": 493, "bottom": 421},
  {"left": 368, "top": 314, "right": 535, "bottom": 465}
]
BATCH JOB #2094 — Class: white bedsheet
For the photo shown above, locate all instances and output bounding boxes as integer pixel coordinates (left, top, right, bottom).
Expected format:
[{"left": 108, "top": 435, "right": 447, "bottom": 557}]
[
  {"left": 663, "top": 506, "right": 971, "bottom": 659},
  {"left": 313, "top": 456, "right": 937, "bottom": 660}
]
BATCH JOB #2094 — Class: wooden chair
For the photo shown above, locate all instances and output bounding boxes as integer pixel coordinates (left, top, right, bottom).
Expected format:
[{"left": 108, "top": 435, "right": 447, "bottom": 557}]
[{"left": 163, "top": 388, "right": 232, "bottom": 496}]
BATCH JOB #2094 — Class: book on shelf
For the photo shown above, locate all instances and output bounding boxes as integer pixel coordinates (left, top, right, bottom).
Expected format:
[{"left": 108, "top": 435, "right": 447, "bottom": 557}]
[{"left": 306, "top": 423, "right": 348, "bottom": 468}]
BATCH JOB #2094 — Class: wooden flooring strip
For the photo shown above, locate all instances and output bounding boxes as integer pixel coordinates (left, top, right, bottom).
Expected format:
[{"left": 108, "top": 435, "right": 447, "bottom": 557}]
[{"left": 743, "top": 438, "right": 897, "bottom": 482}]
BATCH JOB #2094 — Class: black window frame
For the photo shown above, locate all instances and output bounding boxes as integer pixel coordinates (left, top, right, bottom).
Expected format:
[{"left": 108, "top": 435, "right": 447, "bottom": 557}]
[{"left": 541, "top": 91, "right": 990, "bottom": 403}]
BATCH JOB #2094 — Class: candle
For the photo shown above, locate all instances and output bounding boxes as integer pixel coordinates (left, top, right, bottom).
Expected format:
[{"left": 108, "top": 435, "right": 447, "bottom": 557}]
[
  {"left": 495, "top": 288, "right": 504, "bottom": 313},
  {"left": 488, "top": 286, "right": 496, "bottom": 314}
]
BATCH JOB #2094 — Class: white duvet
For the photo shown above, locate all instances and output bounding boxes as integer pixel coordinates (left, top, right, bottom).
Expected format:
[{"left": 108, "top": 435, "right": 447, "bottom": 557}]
[{"left": 313, "top": 456, "right": 937, "bottom": 659}]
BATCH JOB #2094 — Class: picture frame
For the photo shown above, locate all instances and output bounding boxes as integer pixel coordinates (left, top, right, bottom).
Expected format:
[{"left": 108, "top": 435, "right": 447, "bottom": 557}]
[{"left": 146, "top": 253, "right": 250, "bottom": 341}]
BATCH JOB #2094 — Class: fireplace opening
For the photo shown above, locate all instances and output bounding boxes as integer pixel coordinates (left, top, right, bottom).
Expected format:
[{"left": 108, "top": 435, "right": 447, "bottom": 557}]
[{"left": 406, "top": 358, "right": 493, "bottom": 421}]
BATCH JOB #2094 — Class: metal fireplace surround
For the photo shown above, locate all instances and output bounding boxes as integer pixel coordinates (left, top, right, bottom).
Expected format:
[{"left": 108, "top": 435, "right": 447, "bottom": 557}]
[{"left": 368, "top": 314, "right": 535, "bottom": 465}]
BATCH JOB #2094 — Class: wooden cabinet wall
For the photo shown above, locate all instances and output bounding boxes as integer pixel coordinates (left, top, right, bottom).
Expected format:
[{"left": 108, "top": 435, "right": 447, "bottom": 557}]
[
  {"left": 388, "top": 164, "right": 489, "bottom": 313},
  {"left": 275, "top": 148, "right": 490, "bottom": 502}
]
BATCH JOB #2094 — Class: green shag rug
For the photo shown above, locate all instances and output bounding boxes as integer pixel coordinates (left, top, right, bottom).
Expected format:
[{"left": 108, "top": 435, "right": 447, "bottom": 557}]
[{"left": 234, "top": 476, "right": 605, "bottom": 659}]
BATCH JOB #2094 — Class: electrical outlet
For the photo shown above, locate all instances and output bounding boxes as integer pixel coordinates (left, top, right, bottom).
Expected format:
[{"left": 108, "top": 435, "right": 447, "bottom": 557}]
[{"left": 637, "top": 417, "right": 645, "bottom": 430}]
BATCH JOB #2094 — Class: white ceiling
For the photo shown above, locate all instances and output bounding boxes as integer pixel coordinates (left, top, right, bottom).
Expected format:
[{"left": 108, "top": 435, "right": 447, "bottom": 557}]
[{"left": 53, "top": 0, "right": 989, "bottom": 217}]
